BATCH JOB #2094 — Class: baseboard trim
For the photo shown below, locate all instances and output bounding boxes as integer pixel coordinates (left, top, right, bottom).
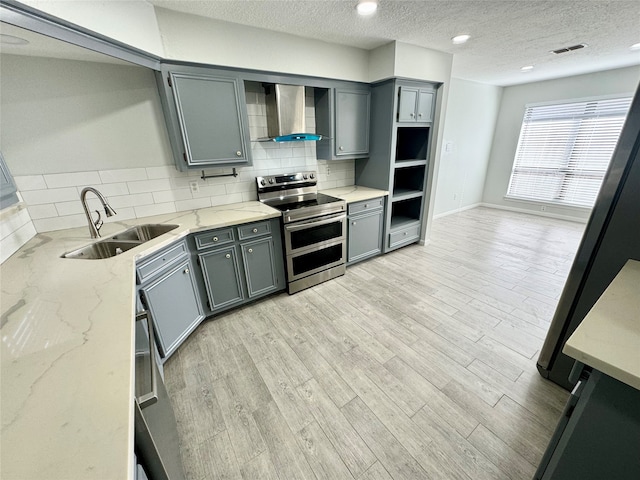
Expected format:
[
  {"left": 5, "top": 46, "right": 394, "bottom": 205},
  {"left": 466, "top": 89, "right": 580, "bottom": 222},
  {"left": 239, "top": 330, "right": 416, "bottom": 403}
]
[
  {"left": 432, "top": 203, "right": 482, "bottom": 220},
  {"left": 477, "top": 203, "right": 588, "bottom": 223}
]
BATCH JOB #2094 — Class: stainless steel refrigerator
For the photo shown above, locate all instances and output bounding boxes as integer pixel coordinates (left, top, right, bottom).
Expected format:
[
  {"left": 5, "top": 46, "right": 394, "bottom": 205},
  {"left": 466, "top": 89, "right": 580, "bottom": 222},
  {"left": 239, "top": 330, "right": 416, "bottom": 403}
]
[{"left": 537, "top": 80, "right": 640, "bottom": 390}]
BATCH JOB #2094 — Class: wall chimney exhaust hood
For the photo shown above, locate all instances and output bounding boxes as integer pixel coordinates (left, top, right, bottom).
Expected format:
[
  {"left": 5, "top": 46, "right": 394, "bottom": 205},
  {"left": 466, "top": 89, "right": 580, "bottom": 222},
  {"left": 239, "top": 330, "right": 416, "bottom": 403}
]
[{"left": 261, "top": 84, "right": 322, "bottom": 142}]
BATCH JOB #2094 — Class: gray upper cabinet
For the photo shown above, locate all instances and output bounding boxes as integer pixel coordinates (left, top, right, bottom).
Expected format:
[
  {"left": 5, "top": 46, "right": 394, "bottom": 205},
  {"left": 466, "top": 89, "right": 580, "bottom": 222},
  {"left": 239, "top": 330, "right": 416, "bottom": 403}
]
[
  {"left": 335, "top": 89, "right": 370, "bottom": 157},
  {"left": 156, "top": 66, "right": 252, "bottom": 171},
  {"left": 315, "top": 85, "right": 370, "bottom": 160},
  {"left": 397, "top": 86, "right": 435, "bottom": 123}
]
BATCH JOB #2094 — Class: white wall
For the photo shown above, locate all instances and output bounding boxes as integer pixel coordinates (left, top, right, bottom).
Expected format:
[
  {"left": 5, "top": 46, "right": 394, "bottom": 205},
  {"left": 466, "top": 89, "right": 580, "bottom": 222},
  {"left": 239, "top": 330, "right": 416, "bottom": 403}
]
[
  {"left": 155, "top": 7, "right": 371, "bottom": 83},
  {"left": 433, "top": 78, "right": 502, "bottom": 217},
  {"left": 20, "top": 0, "right": 165, "bottom": 56},
  {"left": 1, "top": 54, "right": 173, "bottom": 175},
  {"left": 483, "top": 65, "right": 640, "bottom": 221},
  {"left": 392, "top": 42, "right": 453, "bottom": 84},
  {"left": 1, "top": 55, "right": 353, "bottom": 233}
]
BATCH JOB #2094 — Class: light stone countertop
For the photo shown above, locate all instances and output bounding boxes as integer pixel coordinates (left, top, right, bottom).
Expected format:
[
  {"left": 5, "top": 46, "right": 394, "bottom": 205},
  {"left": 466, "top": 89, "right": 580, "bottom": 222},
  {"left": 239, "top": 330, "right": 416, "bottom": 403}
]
[
  {"left": 0, "top": 201, "right": 281, "bottom": 480},
  {"left": 563, "top": 259, "right": 640, "bottom": 390},
  {"left": 321, "top": 186, "right": 389, "bottom": 203}
]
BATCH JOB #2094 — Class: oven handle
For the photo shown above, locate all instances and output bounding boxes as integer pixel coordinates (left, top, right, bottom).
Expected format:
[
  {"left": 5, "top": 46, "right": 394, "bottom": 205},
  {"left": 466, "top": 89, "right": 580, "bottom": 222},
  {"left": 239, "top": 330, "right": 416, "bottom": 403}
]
[{"left": 284, "top": 212, "right": 346, "bottom": 232}]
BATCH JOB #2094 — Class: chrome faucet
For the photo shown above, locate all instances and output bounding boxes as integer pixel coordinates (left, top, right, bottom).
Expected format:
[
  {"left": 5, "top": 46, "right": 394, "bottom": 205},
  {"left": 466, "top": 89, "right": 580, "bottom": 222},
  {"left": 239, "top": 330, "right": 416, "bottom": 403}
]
[{"left": 80, "top": 187, "right": 117, "bottom": 238}]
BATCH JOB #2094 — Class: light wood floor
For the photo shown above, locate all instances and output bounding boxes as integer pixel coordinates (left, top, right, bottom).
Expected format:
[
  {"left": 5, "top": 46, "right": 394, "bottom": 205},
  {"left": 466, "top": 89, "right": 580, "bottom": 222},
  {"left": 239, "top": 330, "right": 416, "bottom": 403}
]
[{"left": 164, "top": 207, "right": 586, "bottom": 480}]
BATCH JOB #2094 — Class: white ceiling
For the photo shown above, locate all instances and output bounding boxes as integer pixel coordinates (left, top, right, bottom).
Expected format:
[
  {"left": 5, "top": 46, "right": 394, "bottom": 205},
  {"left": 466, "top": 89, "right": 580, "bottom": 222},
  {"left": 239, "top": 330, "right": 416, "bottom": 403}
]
[{"left": 148, "top": 0, "right": 640, "bottom": 85}]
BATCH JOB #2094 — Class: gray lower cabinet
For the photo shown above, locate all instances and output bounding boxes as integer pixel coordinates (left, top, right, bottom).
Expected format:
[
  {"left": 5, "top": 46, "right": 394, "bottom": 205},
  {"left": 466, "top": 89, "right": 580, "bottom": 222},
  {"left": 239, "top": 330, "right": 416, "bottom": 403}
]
[
  {"left": 347, "top": 197, "right": 384, "bottom": 264},
  {"left": 196, "top": 219, "right": 285, "bottom": 315},
  {"left": 137, "top": 241, "right": 204, "bottom": 358},
  {"left": 198, "top": 245, "right": 245, "bottom": 311},
  {"left": 0, "top": 152, "right": 19, "bottom": 209},
  {"left": 156, "top": 66, "right": 252, "bottom": 171}
]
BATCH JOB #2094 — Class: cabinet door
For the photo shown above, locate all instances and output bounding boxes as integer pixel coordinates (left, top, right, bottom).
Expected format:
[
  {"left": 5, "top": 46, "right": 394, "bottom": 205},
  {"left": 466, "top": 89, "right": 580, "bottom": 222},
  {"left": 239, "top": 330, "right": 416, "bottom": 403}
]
[
  {"left": 416, "top": 90, "right": 434, "bottom": 122},
  {"left": 199, "top": 245, "right": 244, "bottom": 311},
  {"left": 348, "top": 209, "right": 383, "bottom": 264},
  {"left": 141, "top": 260, "right": 203, "bottom": 358},
  {"left": 397, "top": 86, "right": 419, "bottom": 122},
  {"left": 241, "top": 237, "right": 280, "bottom": 298},
  {"left": 170, "top": 72, "right": 248, "bottom": 167},
  {"left": 335, "top": 90, "right": 370, "bottom": 156}
]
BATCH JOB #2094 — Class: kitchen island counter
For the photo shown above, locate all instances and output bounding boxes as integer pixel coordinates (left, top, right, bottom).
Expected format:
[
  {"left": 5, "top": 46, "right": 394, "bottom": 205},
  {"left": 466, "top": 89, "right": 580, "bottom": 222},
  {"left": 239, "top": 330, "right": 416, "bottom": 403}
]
[{"left": 0, "top": 201, "right": 280, "bottom": 480}]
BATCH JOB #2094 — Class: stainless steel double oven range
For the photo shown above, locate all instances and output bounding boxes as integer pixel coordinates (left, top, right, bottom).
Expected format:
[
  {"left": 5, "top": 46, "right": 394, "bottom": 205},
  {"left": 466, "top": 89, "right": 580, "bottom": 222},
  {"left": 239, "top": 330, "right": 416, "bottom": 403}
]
[{"left": 257, "top": 171, "right": 346, "bottom": 294}]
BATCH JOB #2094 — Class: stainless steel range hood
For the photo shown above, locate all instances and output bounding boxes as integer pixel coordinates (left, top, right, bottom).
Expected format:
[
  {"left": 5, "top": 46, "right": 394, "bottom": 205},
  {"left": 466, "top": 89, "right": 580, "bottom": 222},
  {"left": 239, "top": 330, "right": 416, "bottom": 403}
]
[{"left": 262, "top": 84, "right": 322, "bottom": 142}]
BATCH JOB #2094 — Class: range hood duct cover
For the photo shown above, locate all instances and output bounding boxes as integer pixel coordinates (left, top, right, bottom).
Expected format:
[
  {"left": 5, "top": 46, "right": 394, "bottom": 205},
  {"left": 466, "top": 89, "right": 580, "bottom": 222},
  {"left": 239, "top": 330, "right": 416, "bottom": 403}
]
[{"left": 263, "top": 84, "right": 322, "bottom": 142}]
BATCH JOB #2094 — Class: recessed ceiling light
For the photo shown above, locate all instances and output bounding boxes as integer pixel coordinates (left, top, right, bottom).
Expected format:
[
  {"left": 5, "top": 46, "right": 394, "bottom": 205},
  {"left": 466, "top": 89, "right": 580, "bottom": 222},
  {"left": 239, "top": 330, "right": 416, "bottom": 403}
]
[
  {"left": 521, "top": 65, "right": 534, "bottom": 72},
  {"left": 356, "top": 0, "right": 378, "bottom": 16},
  {"left": 630, "top": 43, "right": 640, "bottom": 51},
  {"left": 452, "top": 34, "right": 471, "bottom": 45},
  {"left": 0, "top": 34, "right": 29, "bottom": 46}
]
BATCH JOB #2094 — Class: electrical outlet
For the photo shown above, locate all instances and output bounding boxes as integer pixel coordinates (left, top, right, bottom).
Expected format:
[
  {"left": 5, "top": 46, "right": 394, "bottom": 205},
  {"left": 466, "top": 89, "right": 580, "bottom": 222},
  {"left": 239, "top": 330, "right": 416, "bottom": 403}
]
[
  {"left": 326, "top": 167, "right": 331, "bottom": 176},
  {"left": 541, "top": 205, "right": 547, "bottom": 211},
  {"left": 189, "top": 181, "right": 200, "bottom": 194}
]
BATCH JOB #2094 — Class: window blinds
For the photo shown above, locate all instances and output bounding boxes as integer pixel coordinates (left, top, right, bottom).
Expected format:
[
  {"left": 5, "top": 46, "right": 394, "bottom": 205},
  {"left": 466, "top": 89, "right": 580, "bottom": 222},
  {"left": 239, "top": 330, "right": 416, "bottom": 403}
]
[{"left": 506, "top": 96, "right": 632, "bottom": 208}]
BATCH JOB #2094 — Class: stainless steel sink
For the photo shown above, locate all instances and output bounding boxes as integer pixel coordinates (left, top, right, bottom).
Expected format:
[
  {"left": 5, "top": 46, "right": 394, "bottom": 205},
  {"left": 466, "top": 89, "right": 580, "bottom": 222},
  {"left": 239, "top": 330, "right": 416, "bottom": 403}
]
[
  {"left": 62, "top": 240, "right": 142, "bottom": 259},
  {"left": 108, "top": 224, "right": 179, "bottom": 242},
  {"left": 62, "top": 224, "right": 179, "bottom": 259}
]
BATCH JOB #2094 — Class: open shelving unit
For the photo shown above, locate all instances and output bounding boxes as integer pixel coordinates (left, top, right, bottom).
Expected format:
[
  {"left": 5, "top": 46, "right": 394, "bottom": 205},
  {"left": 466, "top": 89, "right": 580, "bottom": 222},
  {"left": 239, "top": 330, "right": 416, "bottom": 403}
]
[{"left": 355, "top": 78, "right": 439, "bottom": 253}]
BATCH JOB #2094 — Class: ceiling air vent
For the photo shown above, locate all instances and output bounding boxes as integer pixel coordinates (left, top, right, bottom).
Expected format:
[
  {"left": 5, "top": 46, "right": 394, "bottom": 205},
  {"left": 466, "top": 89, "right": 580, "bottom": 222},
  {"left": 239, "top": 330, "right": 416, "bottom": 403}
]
[{"left": 551, "top": 43, "right": 587, "bottom": 54}]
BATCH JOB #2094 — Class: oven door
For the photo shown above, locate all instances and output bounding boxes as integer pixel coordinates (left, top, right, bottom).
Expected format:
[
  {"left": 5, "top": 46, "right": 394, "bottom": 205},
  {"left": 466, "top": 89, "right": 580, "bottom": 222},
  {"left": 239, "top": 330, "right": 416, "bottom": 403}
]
[{"left": 284, "top": 212, "right": 346, "bottom": 281}]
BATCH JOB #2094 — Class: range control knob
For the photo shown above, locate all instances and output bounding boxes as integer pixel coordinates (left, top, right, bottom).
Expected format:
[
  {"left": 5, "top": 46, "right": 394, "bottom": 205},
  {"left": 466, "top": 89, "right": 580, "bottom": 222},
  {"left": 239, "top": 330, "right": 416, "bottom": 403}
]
[
  {"left": 268, "top": 178, "right": 275, "bottom": 184},
  {"left": 303, "top": 174, "right": 308, "bottom": 180},
  {"left": 260, "top": 179, "right": 266, "bottom": 186},
  {"left": 309, "top": 173, "right": 315, "bottom": 179}
]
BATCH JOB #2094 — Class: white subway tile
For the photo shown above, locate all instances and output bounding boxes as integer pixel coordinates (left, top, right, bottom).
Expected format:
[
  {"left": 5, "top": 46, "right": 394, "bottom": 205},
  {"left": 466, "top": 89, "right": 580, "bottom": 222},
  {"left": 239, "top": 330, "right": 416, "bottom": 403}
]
[
  {"left": 224, "top": 181, "right": 254, "bottom": 194},
  {"left": 0, "top": 207, "right": 29, "bottom": 239},
  {"left": 14, "top": 175, "right": 47, "bottom": 191},
  {"left": 134, "top": 202, "right": 176, "bottom": 218},
  {"left": 1, "top": 222, "right": 36, "bottom": 264},
  {"left": 127, "top": 178, "right": 172, "bottom": 194},
  {"left": 33, "top": 214, "right": 87, "bottom": 233},
  {"left": 55, "top": 199, "right": 88, "bottom": 216},
  {"left": 109, "top": 193, "right": 155, "bottom": 209},
  {"left": 44, "top": 171, "right": 101, "bottom": 189},
  {"left": 27, "top": 204, "right": 58, "bottom": 220},
  {"left": 175, "top": 197, "right": 212, "bottom": 211},
  {"left": 211, "top": 193, "right": 243, "bottom": 206},
  {"left": 21, "top": 187, "right": 78, "bottom": 205},
  {"left": 146, "top": 166, "right": 178, "bottom": 179},
  {"left": 193, "top": 184, "right": 227, "bottom": 198},
  {"left": 152, "top": 189, "right": 192, "bottom": 203},
  {"left": 99, "top": 168, "right": 148, "bottom": 183},
  {"left": 108, "top": 207, "right": 136, "bottom": 222},
  {"left": 241, "top": 191, "right": 258, "bottom": 202},
  {"left": 78, "top": 182, "right": 129, "bottom": 197}
]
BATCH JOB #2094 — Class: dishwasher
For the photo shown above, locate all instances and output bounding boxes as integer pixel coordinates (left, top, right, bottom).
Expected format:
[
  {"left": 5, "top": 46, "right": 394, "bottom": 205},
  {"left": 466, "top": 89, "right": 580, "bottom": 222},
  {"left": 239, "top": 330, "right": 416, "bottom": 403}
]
[{"left": 134, "top": 311, "right": 185, "bottom": 480}]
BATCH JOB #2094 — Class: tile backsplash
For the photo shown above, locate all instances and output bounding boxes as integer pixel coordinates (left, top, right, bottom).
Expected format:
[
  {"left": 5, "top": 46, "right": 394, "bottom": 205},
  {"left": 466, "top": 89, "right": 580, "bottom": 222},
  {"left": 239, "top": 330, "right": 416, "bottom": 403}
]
[
  {"left": 13, "top": 85, "right": 355, "bottom": 233},
  {"left": 0, "top": 203, "right": 36, "bottom": 263}
]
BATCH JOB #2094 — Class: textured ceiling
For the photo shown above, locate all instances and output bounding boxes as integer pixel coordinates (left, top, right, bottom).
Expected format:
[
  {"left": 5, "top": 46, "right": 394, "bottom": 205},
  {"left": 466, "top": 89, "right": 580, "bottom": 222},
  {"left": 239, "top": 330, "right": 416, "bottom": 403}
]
[{"left": 148, "top": 0, "right": 640, "bottom": 85}]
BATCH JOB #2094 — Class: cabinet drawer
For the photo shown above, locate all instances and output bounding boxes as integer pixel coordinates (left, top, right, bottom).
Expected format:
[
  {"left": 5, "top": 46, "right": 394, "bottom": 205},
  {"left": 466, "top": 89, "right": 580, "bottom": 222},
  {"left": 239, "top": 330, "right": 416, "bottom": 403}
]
[
  {"left": 388, "top": 224, "right": 420, "bottom": 248},
  {"left": 348, "top": 197, "right": 384, "bottom": 215},
  {"left": 137, "top": 240, "right": 188, "bottom": 283},
  {"left": 238, "top": 220, "right": 271, "bottom": 240},
  {"left": 194, "top": 227, "right": 235, "bottom": 250}
]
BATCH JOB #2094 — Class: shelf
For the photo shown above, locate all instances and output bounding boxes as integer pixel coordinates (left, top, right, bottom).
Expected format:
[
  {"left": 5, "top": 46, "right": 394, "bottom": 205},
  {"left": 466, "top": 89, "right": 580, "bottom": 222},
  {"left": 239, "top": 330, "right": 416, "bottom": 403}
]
[
  {"left": 390, "top": 216, "right": 420, "bottom": 230},
  {"left": 395, "top": 127, "right": 429, "bottom": 161},
  {"left": 395, "top": 159, "right": 427, "bottom": 167},
  {"left": 392, "top": 189, "right": 423, "bottom": 202}
]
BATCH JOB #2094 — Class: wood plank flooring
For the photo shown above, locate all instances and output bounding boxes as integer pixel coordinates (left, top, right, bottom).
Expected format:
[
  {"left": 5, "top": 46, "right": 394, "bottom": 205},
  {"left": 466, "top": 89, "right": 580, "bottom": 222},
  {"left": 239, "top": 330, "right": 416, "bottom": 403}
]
[{"left": 164, "top": 207, "right": 585, "bottom": 480}]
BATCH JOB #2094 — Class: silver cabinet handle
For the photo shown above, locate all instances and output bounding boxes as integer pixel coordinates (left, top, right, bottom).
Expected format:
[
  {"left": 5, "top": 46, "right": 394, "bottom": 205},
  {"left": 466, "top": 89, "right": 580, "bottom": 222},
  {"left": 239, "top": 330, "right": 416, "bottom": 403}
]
[
  {"left": 364, "top": 204, "right": 369, "bottom": 208},
  {"left": 213, "top": 236, "right": 218, "bottom": 242},
  {"left": 352, "top": 221, "right": 356, "bottom": 225},
  {"left": 418, "top": 113, "right": 423, "bottom": 118},
  {"left": 339, "top": 146, "right": 344, "bottom": 151},
  {"left": 252, "top": 228, "right": 258, "bottom": 233},
  {"left": 410, "top": 112, "right": 415, "bottom": 117},
  {"left": 248, "top": 248, "right": 253, "bottom": 253},
  {"left": 404, "top": 232, "right": 408, "bottom": 235},
  {"left": 236, "top": 151, "right": 242, "bottom": 157},
  {"left": 183, "top": 268, "right": 189, "bottom": 274},
  {"left": 225, "top": 253, "right": 231, "bottom": 259}
]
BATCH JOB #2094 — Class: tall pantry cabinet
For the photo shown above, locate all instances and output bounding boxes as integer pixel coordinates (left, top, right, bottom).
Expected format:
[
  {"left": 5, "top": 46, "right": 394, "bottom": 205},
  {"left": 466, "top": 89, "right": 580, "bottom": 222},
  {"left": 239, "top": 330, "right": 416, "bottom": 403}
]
[{"left": 355, "top": 79, "right": 439, "bottom": 253}]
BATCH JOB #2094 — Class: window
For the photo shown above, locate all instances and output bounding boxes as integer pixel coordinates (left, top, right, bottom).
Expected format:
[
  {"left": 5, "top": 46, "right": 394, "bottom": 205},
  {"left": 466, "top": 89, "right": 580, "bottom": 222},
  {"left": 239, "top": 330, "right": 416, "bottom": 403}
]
[{"left": 506, "top": 96, "right": 632, "bottom": 208}]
